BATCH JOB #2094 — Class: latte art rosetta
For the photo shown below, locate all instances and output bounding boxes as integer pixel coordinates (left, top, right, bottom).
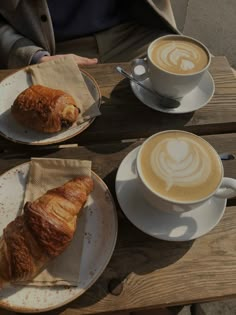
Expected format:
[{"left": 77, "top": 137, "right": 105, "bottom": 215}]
[
  {"left": 139, "top": 131, "right": 222, "bottom": 202},
  {"left": 151, "top": 38, "right": 209, "bottom": 74},
  {"left": 150, "top": 137, "right": 211, "bottom": 191},
  {"left": 158, "top": 43, "right": 198, "bottom": 71}
]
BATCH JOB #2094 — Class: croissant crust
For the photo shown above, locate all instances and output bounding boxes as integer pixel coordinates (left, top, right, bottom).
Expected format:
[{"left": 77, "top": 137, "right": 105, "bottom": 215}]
[
  {"left": 0, "top": 175, "right": 93, "bottom": 286},
  {"left": 11, "top": 85, "right": 80, "bottom": 133}
]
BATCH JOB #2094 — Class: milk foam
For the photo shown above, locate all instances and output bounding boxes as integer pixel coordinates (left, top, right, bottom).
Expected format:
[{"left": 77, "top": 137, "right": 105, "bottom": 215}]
[
  {"left": 160, "top": 42, "right": 197, "bottom": 71},
  {"left": 140, "top": 132, "right": 222, "bottom": 202},
  {"left": 150, "top": 137, "right": 211, "bottom": 191},
  {"left": 151, "top": 38, "right": 209, "bottom": 74}
]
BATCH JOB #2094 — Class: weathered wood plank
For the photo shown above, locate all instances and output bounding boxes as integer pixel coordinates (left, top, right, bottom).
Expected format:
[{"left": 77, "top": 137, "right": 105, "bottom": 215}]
[
  {"left": 1, "top": 133, "right": 236, "bottom": 178},
  {"left": 0, "top": 57, "right": 236, "bottom": 150},
  {"left": 22, "top": 205, "right": 236, "bottom": 315},
  {"left": 0, "top": 133, "right": 236, "bottom": 314}
]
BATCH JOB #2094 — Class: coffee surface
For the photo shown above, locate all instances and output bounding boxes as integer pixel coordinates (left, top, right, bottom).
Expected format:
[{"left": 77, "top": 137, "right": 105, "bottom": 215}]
[
  {"left": 139, "top": 131, "right": 222, "bottom": 202},
  {"left": 150, "top": 37, "right": 209, "bottom": 74}
]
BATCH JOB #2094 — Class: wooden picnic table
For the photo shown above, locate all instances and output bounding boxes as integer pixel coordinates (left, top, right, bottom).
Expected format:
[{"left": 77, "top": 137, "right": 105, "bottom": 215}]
[{"left": 1, "top": 56, "right": 236, "bottom": 315}]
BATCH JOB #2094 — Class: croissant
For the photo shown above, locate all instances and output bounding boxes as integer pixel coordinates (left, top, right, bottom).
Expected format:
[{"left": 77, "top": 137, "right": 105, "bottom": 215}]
[
  {"left": 0, "top": 176, "right": 93, "bottom": 287},
  {"left": 11, "top": 85, "right": 80, "bottom": 133}
]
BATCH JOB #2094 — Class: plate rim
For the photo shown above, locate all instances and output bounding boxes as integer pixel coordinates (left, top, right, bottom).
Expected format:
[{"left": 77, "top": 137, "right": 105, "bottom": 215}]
[
  {"left": 0, "top": 162, "right": 118, "bottom": 313},
  {"left": 0, "top": 68, "right": 102, "bottom": 146},
  {"left": 130, "top": 70, "right": 215, "bottom": 114}
]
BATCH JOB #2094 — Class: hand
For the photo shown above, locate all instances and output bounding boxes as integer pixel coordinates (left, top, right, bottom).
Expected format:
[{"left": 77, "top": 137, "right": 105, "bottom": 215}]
[{"left": 38, "top": 54, "right": 98, "bottom": 66}]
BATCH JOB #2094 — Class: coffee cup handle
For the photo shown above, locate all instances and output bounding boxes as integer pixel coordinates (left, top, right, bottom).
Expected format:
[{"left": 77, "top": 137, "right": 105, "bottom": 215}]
[
  {"left": 214, "top": 177, "right": 236, "bottom": 199},
  {"left": 131, "top": 58, "right": 149, "bottom": 81}
]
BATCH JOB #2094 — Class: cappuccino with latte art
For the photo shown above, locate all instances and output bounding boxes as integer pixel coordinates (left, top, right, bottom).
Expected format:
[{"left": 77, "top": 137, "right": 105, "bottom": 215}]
[
  {"left": 144, "top": 34, "right": 211, "bottom": 99},
  {"left": 138, "top": 131, "right": 222, "bottom": 203},
  {"left": 150, "top": 37, "right": 209, "bottom": 75}
]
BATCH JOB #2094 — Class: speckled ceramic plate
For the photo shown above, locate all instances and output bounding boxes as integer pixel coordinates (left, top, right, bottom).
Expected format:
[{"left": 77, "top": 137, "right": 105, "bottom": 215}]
[
  {"left": 0, "top": 163, "right": 117, "bottom": 313},
  {"left": 0, "top": 69, "right": 101, "bottom": 145}
]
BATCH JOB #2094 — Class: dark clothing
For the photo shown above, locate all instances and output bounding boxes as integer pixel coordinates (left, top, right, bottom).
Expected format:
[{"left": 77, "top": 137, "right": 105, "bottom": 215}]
[{"left": 47, "top": 0, "right": 129, "bottom": 42}]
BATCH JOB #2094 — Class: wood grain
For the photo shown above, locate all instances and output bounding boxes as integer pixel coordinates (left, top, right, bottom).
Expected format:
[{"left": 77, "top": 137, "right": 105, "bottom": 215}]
[
  {"left": 1, "top": 133, "right": 236, "bottom": 314},
  {"left": 0, "top": 56, "right": 236, "bottom": 314},
  {"left": 0, "top": 57, "right": 236, "bottom": 150}
]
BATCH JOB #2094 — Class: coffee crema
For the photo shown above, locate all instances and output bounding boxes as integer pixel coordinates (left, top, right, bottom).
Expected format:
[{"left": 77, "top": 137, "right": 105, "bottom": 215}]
[
  {"left": 139, "top": 131, "right": 222, "bottom": 202},
  {"left": 150, "top": 37, "right": 209, "bottom": 75}
]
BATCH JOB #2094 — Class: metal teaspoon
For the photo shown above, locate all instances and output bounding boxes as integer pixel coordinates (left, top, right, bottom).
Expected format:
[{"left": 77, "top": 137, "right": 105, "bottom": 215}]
[{"left": 116, "top": 66, "right": 181, "bottom": 108}]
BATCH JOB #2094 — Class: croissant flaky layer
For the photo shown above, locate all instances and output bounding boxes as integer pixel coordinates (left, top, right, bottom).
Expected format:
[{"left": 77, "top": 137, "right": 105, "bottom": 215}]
[
  {"left": 11, "top": 85, "right": 80, "bottom": 133},
  {"left": 0, "top": 176, "right": 93, "bottom": 286}
]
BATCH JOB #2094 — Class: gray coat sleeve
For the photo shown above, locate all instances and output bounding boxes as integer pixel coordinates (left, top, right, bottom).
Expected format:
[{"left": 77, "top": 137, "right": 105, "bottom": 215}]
[{"left": 0, "top": 15, "right": 49, "bottom": 69}]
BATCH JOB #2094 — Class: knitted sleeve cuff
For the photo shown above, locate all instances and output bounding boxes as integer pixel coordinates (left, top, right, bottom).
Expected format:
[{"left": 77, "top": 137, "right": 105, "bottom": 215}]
[{"left": 30, "top": 50, "right": 50, "bottom": 65}]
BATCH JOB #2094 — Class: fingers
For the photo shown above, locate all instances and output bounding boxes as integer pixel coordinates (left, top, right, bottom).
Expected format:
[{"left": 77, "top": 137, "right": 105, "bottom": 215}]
[
  {"left": 72, "top": 55, "right": 98, "bottom": 65},
  {"left": 38, "top": 55, "right": 53, "bottom": 63},
  {"left": 38, "top": 54, "right": 98, "bottom": 66}
]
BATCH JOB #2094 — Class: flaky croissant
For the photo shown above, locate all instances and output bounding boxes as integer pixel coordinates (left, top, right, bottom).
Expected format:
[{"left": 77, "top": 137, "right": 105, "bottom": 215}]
[
  {"left": 0, "top": 176, "right": 93, "bottom": 287},
  {"left": 11, "top": 85, "right": 80, "bottom": 133}
]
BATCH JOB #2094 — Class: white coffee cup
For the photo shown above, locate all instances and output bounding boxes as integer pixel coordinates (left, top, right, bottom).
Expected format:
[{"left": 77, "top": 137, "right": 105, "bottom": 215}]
[
  {"left": 132, "top": 34, "right": 211, "bottom": 99},
  {"left": 136, "top": 130, "right": 236, "bottom": 213}
]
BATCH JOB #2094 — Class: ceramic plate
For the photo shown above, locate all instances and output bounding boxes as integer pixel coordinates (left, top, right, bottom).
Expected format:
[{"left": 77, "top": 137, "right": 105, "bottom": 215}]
[
  {"left": 0, "top": 69, "right": 101, "bottom": 145},
  {"left": 116, "top": 146, "right": 226, "bottom": 241},
  {"left": 0, "top": 163, "right": 117, "bottom": 313},
  {"left": 130, "top": 71, "right": 215, "bottom": 114}
]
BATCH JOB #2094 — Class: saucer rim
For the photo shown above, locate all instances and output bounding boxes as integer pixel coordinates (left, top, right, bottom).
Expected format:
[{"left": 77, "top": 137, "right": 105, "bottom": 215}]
[
  {"left": 115, "top": 146, "right": 227, "bottom": 241},
  {"left": 130, "top": 70, "right": 215, "bottom": 114}
]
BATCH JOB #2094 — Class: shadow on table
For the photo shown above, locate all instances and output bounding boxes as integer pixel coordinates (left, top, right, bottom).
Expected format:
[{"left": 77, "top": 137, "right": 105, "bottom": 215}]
[
  {"left": 0, "top": 167, "right": 194, "bottom": 314},
  {"left": 107, "top": 78, "right": 194, "bottom": 130},
  {"left": 56, "top": 166, "right": 194, "bottom": 314},
  {"left": 65, "top": 229, "right": 194, "bottom": 313},
  {"left": 80, "top": 77, "right": 195, "bottom": 155},
  {"left": 0, "top": 77, "right": 195, "bottom": 314}
]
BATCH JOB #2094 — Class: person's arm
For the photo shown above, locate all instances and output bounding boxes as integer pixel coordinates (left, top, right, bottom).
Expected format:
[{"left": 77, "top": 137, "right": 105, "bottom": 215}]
[
  {"left": 0, "top": 15, "right": 49, "bottom": 68},
  {"left": 0, "top": 15, "right": 98, "bottom": 68},
  {"left": 30, "top": 50, "right": 50, "bottom": 65},
  {"left": 30, "top": 51, "right": 98, "bottom": 66}
]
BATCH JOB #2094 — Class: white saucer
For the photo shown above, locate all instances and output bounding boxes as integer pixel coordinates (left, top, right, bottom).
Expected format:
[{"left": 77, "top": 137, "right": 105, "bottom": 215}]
[
  {"left": 130, "top": 71, "right": 215, "bottom": 114},
  {"left": 115, "top": 146, "right": 226, "bottom": 241}
]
